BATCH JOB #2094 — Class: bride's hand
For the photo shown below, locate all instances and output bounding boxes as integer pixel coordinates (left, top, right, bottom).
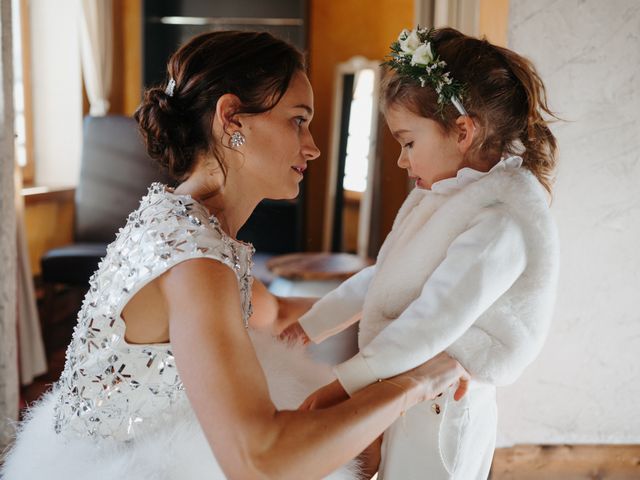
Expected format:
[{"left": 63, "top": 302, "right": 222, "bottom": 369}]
[
  {"left": 298, "top": 379, "right": 349, "bottom": 410},
  {"left": 398, "top": 352, "right": 470, "bottom": 403}
]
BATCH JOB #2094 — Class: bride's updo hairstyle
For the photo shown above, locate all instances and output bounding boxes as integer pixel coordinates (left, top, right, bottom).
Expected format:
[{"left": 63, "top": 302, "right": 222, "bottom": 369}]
[
  {"left": 381, "top": 27, "right": 558, "bottom": 194},
  {"left": 134, "top": 31, "right": 305, "bottom": 181}
]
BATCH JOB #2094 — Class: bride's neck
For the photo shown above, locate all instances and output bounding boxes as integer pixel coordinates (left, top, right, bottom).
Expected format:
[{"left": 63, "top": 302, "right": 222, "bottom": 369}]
[{"left": 174, "top": 168, "right": 261, "bottom": 239}]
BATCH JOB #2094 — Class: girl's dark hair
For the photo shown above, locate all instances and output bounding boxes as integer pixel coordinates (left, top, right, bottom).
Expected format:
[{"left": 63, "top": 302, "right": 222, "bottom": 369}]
[
  {"left": 134, "top": 30, "right": 305, "bottom": 181},
  {"left": 381, "top": 27, "right": 558, "bottom": 195}
]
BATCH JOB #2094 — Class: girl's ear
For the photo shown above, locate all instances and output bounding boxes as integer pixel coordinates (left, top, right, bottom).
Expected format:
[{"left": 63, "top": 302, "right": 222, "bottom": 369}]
[
  {"left": 455, "top": 115, "right": 476, "bottom": 154},
  {"left": 214, "top": 94, "right": 243, "bottom": 134}
]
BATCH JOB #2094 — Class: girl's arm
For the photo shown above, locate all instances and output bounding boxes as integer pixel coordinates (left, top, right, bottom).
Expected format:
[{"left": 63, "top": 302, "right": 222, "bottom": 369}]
[
  {"left": 446, "top": 233, "right": 558, "bottom": 386},
  {"left": 359, "top": 435, "right": 383, "bottom": 479},
  {"left": 160, "top": 258, "right": 467, "bottom": 480},
  {"left": 333, "top": 208, "right": 528, "bottom": 395},
  {"left": 298, "top": 264, "right": 376, "bottom": 343}
]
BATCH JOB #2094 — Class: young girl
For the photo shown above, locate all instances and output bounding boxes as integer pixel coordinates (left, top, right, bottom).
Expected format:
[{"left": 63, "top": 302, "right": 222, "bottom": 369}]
[{"left": 298, "top": 27, "right": 560, "bottom": 479}]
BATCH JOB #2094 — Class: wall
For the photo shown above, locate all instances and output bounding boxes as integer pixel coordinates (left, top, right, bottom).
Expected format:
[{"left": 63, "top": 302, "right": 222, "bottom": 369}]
[
  {"left": 306, "top": 0, "right": 414, "bottom": 251},
  {"left": 496, "top": 0, "right": 640, "bottom": 445}
]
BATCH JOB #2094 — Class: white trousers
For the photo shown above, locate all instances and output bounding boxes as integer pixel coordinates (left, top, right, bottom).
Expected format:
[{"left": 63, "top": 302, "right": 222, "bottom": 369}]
[{"left": 379, "top": 382, "right": 497, "bottom": 480}]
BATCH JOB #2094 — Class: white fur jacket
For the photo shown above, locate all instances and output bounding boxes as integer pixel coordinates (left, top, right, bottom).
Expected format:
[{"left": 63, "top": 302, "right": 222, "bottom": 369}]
[{"left": 300, "top": 164, "right": 559, "bottom": 393}]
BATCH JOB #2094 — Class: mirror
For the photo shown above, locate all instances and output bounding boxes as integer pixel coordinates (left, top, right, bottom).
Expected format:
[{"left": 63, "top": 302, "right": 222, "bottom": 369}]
[{"left": 323, "top": 56, "right": 381, "bottom": 258}]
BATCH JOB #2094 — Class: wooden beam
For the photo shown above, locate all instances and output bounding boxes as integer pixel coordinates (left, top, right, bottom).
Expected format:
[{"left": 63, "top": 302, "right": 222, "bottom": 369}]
[{"left": 111, "top": 0, "right": 142, "bottom": 116}]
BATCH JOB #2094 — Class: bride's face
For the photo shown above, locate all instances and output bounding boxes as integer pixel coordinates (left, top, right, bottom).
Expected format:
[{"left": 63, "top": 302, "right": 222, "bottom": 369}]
[{"left": 238, "top": 71, "right": 320, "bottom": 199}]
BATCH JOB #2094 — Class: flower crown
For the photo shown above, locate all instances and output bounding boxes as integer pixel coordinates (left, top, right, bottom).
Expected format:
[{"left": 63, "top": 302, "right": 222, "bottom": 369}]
[{"left": 384, "top": 27, "right": 467, "bottom": 116}]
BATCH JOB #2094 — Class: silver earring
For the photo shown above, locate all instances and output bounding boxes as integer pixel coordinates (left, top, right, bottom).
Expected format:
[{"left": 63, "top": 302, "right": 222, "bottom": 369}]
[{"left": 230, "top": 131, "right": 246, "bottom": 148}]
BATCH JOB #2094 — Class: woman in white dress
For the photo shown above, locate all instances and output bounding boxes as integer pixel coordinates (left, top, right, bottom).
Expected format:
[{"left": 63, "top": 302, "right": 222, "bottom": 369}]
[{"left": 0, "top": 31, "right": 469, "bottom": 480}]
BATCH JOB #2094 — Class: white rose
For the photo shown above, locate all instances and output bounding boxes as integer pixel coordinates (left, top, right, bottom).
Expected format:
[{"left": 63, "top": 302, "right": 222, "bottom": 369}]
[
  {"left": 399, "top": 29, "right": 422, "bottom": 54},
  {"left": 397, "top": 29, "right": 410, "bottom": 43},
  {"left": 411, "top": 42, "right": 434, "bottom": 66}
]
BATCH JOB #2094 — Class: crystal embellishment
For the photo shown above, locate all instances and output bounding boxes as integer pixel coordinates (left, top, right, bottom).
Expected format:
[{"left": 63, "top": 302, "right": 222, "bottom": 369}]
[{"left": 52, "top": 183, "right": 254, "bottom": 441}]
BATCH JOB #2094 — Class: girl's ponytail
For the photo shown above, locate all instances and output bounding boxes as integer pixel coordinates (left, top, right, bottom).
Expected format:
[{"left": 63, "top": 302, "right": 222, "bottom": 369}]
[{"left": 499, "top": 48, "right": 558, "bottom": 195}]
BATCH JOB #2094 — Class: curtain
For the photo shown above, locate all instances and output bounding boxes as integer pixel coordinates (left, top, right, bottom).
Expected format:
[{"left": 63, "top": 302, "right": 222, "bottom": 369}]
[
  {"left": 15, "top": 164, "right": 46, "bottom": 386},
  {"left": 78, "top": 0, "right": 113, "bottom": 116},
  {"left": 0, "top": 0, "right": 19, "bottom": 452}
]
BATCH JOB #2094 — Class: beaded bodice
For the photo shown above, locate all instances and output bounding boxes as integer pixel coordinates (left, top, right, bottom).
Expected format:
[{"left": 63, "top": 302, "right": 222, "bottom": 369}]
[{"left": 53, "top": 183, "right": 254, "bottom": 441}]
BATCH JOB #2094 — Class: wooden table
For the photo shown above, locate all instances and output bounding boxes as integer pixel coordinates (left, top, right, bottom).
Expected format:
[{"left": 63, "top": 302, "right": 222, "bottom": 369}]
[{"left": 267, "top": 252, "right": 373, "bottom": 297}]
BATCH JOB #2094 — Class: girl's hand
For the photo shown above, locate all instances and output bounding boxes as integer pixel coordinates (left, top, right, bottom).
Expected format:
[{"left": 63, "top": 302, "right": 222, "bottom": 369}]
[
  {"left": 358, "top": 434, "right": 383, "bottom": 479},
  {"left": 279, "top": 321, "right": 311, "bottom": 345},
  {"left": 299, "top": 379, "right": 349, "bottom": 410}
]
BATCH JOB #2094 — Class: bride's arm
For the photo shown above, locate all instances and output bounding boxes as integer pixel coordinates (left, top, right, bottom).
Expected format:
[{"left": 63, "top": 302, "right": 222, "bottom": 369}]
[{"left": 160, "top": 258, "right": 465, "bottom": 480}]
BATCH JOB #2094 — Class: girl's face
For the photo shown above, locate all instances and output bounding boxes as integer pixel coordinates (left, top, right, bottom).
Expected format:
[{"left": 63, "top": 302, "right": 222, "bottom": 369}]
[
  {"left": 385, "top": 104, "right": 466, "bottom": 190},
  {"left": 238, "top": 71, "right": 320, "bottom": 199}
]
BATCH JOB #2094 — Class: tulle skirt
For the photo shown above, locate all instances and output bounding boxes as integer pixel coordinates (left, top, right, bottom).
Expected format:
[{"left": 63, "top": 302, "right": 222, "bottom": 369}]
[{"left": 1, "top": 331, "right": 360, "bottom": 480}]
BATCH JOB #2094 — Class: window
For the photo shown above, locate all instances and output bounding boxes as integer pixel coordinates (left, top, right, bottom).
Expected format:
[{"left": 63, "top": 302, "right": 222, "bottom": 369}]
[
  {"left": 342, "top": 68, "right": 376, "bottom": 193},
  {"left": 12, "top": 0, "right": 34, "bottom": 185}
]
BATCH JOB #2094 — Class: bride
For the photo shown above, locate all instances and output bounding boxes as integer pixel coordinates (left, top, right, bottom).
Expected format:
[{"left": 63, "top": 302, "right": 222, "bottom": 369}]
[{"left": 1, "top": 30, "right": 468, "bottom": 479}]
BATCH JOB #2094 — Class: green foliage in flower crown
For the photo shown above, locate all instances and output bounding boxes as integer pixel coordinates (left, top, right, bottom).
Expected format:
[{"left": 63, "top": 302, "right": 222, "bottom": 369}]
[{"left": 383, "top": 27, "right": 467, "bottom": 117}]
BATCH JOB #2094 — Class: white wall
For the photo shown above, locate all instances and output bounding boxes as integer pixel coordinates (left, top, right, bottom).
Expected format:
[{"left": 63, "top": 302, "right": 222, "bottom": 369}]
[
  {"left": 497, "top": 0, "right": 640, "bottom": 446},
  {"left": 30, "top": 0, "right": 82, "bottom": 186}
]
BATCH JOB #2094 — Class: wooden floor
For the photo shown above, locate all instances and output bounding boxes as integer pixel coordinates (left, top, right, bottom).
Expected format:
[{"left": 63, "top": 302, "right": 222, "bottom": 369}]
[
  {"left": 491, "top": 444, "right": 640, "bottom": 479},
  {"left": 21, "top": 287, "right": 640, "bottom": 479}
]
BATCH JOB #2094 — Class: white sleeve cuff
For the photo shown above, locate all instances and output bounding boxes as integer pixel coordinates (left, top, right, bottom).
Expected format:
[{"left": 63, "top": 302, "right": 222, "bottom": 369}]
[
  {"left": 333, "top": 352, "right": 379, "bottom": 396},
  {"left": 300, "top": 311, "right": 361, "bottom": 344},
  {"left": 299, "top": 313, "right": 330, "bottom": 344},
  {"left": 298, "top": 265, "right": 376, "bottom": 343}
]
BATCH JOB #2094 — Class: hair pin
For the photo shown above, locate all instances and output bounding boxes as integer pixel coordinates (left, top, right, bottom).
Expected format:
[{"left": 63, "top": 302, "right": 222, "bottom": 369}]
[{"left": 165, "top": 78, "right": 176, "bottom": 97}]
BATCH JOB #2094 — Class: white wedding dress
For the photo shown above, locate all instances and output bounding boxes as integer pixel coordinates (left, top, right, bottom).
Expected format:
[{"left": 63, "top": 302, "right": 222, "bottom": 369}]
[{"left": 1, "top": 184, "right": 360, "bottom": 480}]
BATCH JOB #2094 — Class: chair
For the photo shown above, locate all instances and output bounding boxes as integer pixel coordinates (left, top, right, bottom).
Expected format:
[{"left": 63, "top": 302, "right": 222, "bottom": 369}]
[{"left": 40, "top": 115, "right": 171, "bottom": 313}]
